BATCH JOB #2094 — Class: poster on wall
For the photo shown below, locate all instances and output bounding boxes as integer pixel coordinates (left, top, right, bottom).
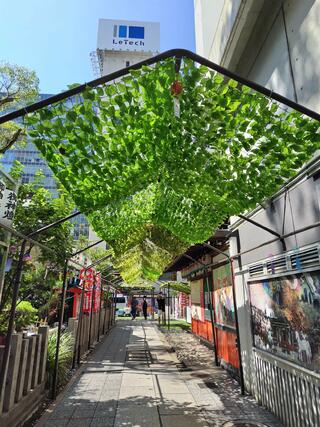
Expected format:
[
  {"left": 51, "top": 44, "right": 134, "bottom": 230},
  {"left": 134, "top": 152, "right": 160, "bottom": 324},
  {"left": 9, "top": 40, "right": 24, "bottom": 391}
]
[
  {"left": 249, "top": 271, "right": 320, "bottom": 373},
  {"left": 213, "top": 264, "right": 235, "bottom": 328},
  {"left": 214, "top": 286, "right": 236, "bottom": 327},
  {"left": 191, "top": 279, "right": 204, "bottom": 321}
]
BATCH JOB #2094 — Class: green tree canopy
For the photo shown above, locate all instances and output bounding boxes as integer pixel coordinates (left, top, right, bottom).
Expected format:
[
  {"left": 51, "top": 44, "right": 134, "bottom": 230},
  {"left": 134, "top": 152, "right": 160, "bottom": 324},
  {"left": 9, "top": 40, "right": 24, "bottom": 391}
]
[
  {"left": 0, "top": 62, "right": 39, "bottom": 153},
  {"left": 1, "top": 174, "right": 75, "bottom": 309}
]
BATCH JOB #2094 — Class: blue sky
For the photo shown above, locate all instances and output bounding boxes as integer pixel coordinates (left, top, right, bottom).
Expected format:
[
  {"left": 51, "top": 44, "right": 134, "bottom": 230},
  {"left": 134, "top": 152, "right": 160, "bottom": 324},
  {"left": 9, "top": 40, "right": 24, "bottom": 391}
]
[{"left": 0, "top": 0, "right": 195, "bottom": 94}]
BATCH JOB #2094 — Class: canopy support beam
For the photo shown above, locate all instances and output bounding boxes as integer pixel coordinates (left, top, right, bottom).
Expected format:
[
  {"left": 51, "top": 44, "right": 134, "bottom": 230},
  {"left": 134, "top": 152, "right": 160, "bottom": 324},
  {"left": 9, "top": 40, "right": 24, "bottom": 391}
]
[
  {"left": 51, "top": 242, "right": 110, "bottom": 399},
  {"left": 238, "top": 214, "right": 286, "bottom": 251},
  {"left": 200, "top": 242, "right": 245, "bottom": 395},
  {"left": 1, "top": 49, "right": 320, "bottom": 125},
  {"left": 182, "top": 254, "right": 220, "bottom": 368}
]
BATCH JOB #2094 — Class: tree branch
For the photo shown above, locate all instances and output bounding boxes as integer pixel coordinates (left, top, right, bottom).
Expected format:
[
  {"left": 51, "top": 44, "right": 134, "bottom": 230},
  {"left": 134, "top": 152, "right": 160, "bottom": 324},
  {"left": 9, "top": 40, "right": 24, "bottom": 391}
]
[{"left": 0, "top": 127, "right": 23, "bottom": 153}]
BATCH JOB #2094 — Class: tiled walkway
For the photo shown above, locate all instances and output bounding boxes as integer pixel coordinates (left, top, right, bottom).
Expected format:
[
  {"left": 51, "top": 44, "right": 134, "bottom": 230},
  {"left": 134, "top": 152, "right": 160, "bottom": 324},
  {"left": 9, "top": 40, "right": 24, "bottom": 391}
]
[{"left": 38, "top": 321, "right": 283, "bottom": 427}]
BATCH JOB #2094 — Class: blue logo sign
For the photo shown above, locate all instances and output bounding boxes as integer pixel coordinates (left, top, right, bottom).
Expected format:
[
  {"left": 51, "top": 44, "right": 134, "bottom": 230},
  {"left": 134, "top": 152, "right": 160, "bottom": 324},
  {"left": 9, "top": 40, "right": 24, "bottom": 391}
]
[
  {"left": 114, "top": 25, "right": 145, "bottom": 39},
  {"left": 113, "top": 25, "right": 145, "bottom": 47}
]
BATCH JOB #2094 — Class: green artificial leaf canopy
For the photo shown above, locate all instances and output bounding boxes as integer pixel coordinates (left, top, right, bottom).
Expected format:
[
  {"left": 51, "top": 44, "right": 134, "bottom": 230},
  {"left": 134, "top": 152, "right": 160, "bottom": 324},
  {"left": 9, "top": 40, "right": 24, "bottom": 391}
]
[{"left": 25, "top": 56, "right": 320, "bottom": 284}]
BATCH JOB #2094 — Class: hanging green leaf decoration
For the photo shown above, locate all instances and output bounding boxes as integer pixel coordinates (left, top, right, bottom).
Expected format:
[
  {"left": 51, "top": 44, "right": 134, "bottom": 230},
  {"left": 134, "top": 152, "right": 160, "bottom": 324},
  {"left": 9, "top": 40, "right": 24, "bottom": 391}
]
[{"left": 25, "top": 57, "right": 320, "bottom": 283}]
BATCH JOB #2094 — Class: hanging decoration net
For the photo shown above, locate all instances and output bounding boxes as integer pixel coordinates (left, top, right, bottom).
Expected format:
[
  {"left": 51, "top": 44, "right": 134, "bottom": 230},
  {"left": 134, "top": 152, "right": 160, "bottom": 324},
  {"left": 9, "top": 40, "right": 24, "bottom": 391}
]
[{"left": 23, "top": 56, "right": 320, "bottom": 283}]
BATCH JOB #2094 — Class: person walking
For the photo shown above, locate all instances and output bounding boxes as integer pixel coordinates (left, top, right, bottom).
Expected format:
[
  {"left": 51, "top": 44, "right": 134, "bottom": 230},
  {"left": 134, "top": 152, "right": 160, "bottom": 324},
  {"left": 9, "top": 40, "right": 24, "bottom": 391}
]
[
  {"left": 142, "top": 296, "right": 148, "bottom": 320},
  {"left": 156, "top": 292, "right": 166, "bottom": 325},
  {"left": 131, "top": 297, "right": 138, "bottom": 320}
]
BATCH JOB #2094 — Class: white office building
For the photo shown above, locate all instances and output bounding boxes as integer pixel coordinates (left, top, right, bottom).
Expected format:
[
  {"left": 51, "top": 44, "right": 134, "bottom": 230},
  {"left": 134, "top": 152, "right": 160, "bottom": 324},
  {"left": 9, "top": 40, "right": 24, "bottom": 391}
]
[{"left": 91, "top": 19, "right": 160, "bottom": 77}]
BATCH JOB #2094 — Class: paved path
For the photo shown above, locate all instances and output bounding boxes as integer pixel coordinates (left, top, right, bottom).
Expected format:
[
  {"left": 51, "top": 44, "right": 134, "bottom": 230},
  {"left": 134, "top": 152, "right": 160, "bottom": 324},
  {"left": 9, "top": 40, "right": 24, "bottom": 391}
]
[{"left": 39, "top": 321, "right": 282, "bottom": 427}]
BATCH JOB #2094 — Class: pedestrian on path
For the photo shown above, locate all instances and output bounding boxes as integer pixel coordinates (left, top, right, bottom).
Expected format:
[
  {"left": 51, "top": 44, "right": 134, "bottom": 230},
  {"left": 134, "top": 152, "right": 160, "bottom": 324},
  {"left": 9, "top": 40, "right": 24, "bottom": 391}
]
[
  {"left": 142, "top": 296, "right": 148, "bottom": 320},
  {"left": 157, "top": 292, "right": 166, "bottom": 325},
  {"left": 131, "top": 297, "right": 138, "bottom": 320}
]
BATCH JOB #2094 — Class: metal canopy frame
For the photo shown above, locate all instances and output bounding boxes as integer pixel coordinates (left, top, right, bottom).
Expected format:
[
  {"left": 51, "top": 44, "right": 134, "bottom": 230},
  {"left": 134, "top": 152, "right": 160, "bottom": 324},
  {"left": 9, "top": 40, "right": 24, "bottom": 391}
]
[
  {"left": 1, "top": 49, "right": 320, "bottom": 125},
  {"left": 182, "top": 253, "right": 220, "bottom": 369},
  {"left": 0, "top": 212, "right": 85, "bottom": 403},
  {"left": 0, "top": 210, "right": 115, "bottom": 401},
  {"left": 52, "top": 248, "right": 112, "bottom": 399},
  {"left": 1, "top": 48, "right": 320, "bottom": 401}
]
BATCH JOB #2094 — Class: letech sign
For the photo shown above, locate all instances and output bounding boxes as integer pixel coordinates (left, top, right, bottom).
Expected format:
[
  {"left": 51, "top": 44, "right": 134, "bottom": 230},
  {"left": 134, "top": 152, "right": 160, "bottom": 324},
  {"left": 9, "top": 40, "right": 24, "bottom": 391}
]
[
  {"left": 98, "top": 19, "right": 160, "bottom": 53},
  {"left": 113, "top": 24, "right": 145, "bottom": 47}
]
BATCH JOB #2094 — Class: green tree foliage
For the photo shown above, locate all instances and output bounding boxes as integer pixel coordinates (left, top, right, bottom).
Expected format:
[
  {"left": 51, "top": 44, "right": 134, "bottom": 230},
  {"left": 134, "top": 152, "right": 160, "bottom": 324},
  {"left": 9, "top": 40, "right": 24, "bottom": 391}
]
[
  {"left": 0, "top": 300, "right": 37, "bottom": 334},
  {"left": 14, "top": 300, "right": 38, "bottom": 331},
  {"left": 0, "top": 177, "right": 75, "bottom": 310},
  {"left": 0, "top": 62, "right": 39, "bottom": 153}
]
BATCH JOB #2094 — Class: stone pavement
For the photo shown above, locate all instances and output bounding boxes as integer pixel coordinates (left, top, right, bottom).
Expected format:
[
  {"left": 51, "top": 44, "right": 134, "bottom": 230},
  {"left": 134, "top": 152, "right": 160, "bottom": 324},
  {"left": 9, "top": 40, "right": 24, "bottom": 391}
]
[{"left": 38, "top": 321, "right": 283, "bottom": 427}]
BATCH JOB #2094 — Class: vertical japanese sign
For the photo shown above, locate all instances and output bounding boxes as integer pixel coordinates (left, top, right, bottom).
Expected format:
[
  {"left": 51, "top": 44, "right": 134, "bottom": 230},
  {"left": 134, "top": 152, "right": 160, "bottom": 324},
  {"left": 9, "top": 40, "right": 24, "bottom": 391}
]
[
  {"left": 94, "top": 272, "right": 101, "bottom": 312},
  {"left": 0, "top": 180, "right": 17, "bottom": 227},
  {"left": 80, "top": 267, "right": 94, "bottom": 312}
]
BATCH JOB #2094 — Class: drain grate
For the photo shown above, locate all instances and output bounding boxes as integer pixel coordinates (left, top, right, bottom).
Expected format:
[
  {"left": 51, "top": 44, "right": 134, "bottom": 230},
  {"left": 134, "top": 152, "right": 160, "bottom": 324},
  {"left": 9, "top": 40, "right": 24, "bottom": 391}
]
[
  {"left": 176, "top": 361, "right": 192, "bottom": 372},
  {"left": 223, "top": 422, "right": 269, "bottom": 427},
  {"left": 126, "top": 348, "right": 153, "bottom": 364},
  {"left": 199, "top": 380, "right": 217, "bottom": 389}
]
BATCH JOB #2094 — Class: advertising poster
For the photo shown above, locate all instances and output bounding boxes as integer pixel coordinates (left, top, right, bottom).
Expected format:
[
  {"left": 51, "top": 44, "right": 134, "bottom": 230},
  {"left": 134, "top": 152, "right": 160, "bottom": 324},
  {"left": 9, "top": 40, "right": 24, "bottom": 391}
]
[
  {"left": 213, "top": 264, "right": 235, "bottom": 328},
  {"left": 249, "top": 271, "right": 320, "bottom": 372},
  {"left": 191, "top": 278, "right": 204, "bottom": 321}
]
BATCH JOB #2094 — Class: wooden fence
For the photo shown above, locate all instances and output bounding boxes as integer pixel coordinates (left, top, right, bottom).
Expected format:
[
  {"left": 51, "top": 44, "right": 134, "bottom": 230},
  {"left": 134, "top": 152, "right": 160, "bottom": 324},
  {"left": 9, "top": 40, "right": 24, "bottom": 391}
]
[
  {"left": 0, "top": 326, "right": 49, "bottom": 427},
  {"left": 0, "top": 304, "right": 116, "bottom": 427},
  {"left": 68, "top": 305, "right": 115, "bottom": 359}
]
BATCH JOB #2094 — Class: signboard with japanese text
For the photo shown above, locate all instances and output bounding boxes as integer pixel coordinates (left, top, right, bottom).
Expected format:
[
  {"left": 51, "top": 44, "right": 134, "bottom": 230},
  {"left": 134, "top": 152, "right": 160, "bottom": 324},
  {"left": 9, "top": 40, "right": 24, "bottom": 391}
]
[
  {"left": 80, "top": 268, "right": 102, "bottom": 313},
  {"left": 80, "top": 267, "right": 94, "bottom": 312},
  {"left": 93, "top": 272, "right": 101, "bottom": 312},
  {"left": 0, "top": 179, "right": 17, "bottom": 227}
]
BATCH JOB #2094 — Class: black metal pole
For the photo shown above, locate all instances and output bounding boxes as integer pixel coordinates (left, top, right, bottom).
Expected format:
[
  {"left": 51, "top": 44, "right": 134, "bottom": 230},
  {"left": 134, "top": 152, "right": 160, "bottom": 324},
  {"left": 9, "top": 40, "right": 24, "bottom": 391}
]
[
  {"left": 0, "top": 239, "right": 27, "bottom": 402},
  {"left": 204, "top": 270, "right": 219, "bottom": 367},
  {"left": 71, "top": 240, "right": 104, "bottom": 258},
  {"left": 107, "top": 288, "right": 112, "bottom": 330},
  {"left": 27, "top": 211, "right": 81, "bottom": 238},
  {"left": 230, "top": 259, "right": 245, "bottom": 395},
  {"left": 113, "top": 290, "right": 117, "bottom": 324},
  {"left": 76, "top": 285, "right": 86, "bottom": 366},
  {"left": 181, "top": 254, "right": 220, "bottom": 366},
  {"left": 238, "top": 214, "right": 286, "bottom": 251},
  {"left": 151, "top": 289, "right": 154, "bottom": 320},
  {"left": 167, "top": 285, "right": 170, "bottom": 331},
  {"left": 88, "top": 278, "right": 96, "bottom": 349},
  {"left": 204, "top": 242, "right": 245, "bottom": 394},
  {"left": 97, "top": 280, "right": 103, "bottom": 342},
  {"left": 102, "top": 284, "right": 110, "bottom": 334},
  {"left": 51, "top": 260, "right": 68, "bottom": 399}
]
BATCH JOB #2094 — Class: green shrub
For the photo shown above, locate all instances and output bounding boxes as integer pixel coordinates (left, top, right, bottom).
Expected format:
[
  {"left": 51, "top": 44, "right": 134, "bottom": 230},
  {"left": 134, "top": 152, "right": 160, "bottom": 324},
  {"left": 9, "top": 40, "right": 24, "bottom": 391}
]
[
  {"left": 15, "top": 301, "right": 38, "bottom": 331},
  {"left": 0, "top": 301, "right": 38, "bottom": 334},
  {"left": 46, "top": 329, "right": 74, "bottom": 388}
]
